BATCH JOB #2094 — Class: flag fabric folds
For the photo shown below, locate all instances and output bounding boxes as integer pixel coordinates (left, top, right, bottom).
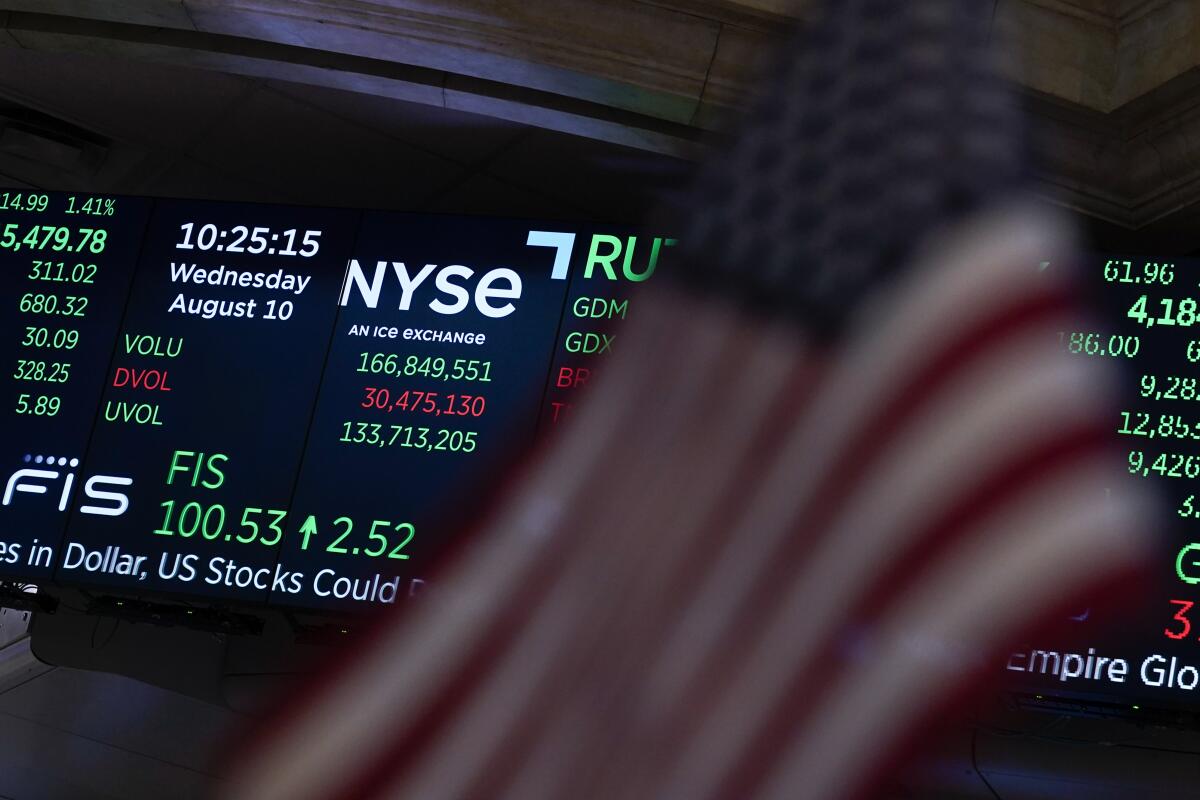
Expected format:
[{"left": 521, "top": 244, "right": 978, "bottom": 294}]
[{"left": 225, "top": 2, "right": 1152, "bottom": 798}]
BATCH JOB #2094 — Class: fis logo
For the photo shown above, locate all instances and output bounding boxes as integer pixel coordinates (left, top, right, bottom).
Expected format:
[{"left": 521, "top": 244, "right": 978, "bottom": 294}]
[{"left": 3, "top": 454, "right": 131, "bottom": 517}]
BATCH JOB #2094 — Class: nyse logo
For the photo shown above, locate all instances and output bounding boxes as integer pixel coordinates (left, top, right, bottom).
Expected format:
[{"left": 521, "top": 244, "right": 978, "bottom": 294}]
[
  {"left": 3, "top": 455, "right": 131, "bottom": 517},
  {"left": 339, "top": 260, "right": 523, "bottom": 318}
]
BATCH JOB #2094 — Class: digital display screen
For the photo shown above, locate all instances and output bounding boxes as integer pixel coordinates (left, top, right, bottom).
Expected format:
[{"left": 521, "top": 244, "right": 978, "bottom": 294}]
[
  {"left": 0, "top": 191, "right": 671, "bottom": 610},
  {"left": 1005, "top": 254, "right": 1200, "bottom": 710}
]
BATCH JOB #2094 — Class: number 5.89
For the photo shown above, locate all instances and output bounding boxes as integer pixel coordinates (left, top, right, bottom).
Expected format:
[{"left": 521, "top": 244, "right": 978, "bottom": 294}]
[{"left": 15, "top": 393, "right": 60, "bottom": 416}]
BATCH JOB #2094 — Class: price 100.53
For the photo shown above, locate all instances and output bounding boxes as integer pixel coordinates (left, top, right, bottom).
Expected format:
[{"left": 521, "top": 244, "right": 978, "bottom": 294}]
[{"left": 152, "top": 504, "right": 416, "bottom": 560}]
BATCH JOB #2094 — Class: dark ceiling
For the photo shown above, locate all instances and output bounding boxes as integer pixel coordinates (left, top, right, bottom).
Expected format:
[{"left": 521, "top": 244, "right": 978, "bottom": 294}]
[{"left": 0, "top": 43, "right": 696, "bottom": 223}]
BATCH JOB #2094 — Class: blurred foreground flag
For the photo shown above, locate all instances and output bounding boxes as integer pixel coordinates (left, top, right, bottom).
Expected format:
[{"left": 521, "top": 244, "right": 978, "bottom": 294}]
[{"left": 225, "top": 2, "right": 1153, "bottom": 799}]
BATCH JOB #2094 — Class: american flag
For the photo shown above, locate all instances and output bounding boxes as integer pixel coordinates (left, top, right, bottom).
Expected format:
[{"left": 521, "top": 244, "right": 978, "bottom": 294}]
[{"left": 225, "top": 3, "right": 1152, "bottom": 799}]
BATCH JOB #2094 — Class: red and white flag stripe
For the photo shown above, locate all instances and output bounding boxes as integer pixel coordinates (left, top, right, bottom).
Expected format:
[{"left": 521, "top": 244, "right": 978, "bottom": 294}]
[{"left": 225, "top": 203, "right": 1151, "bottom": 800}]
